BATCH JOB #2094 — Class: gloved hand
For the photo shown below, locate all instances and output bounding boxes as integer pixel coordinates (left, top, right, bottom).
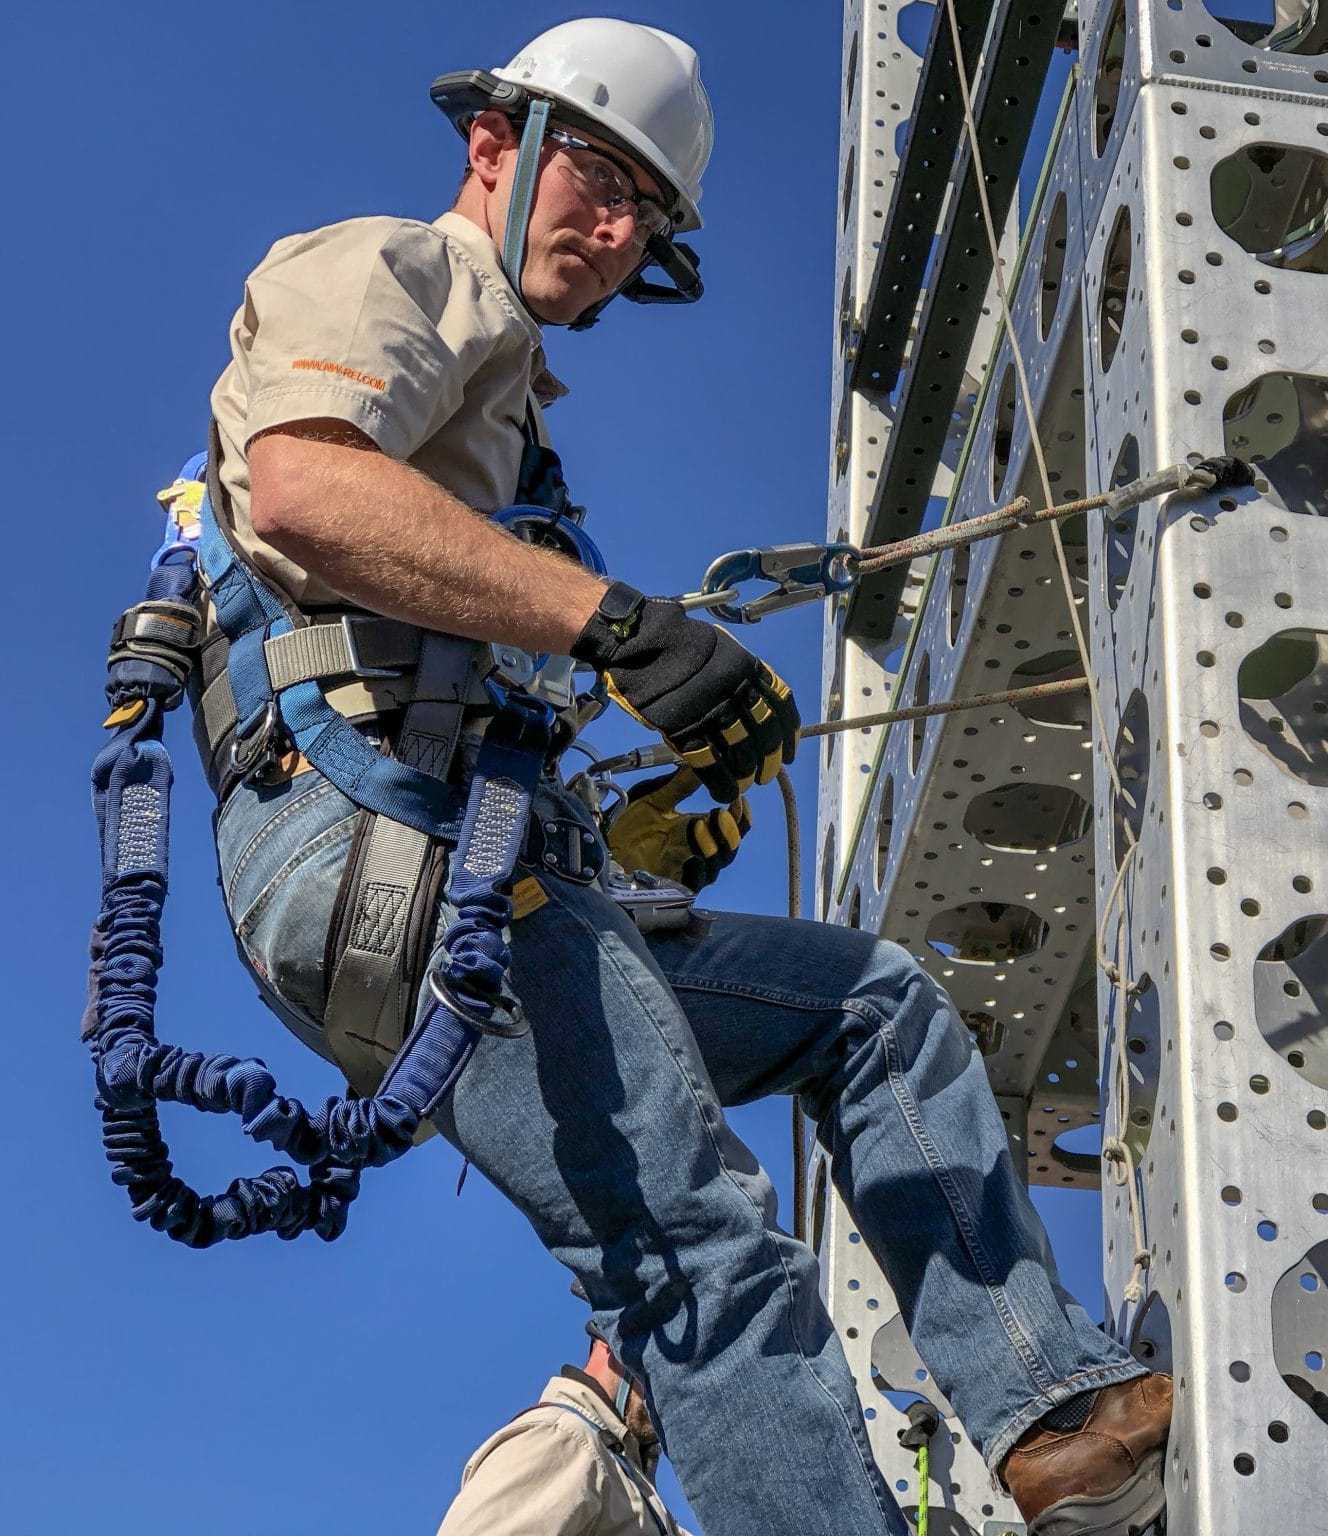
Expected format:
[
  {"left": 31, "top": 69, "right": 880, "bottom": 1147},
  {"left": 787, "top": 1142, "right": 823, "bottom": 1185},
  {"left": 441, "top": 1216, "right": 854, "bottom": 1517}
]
[
  {"left": 572, "top": 581, "right": 800, "bottom": 802},
  {"left": 607, "top": 767, "right": 752, "bottom": 893}
]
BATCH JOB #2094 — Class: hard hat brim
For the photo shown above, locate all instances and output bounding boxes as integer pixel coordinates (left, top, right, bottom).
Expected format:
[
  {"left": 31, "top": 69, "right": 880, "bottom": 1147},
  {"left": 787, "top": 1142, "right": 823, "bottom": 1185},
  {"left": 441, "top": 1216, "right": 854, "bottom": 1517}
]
[{"left": 430, "top": 68, "right": 702, "bottom": 233}]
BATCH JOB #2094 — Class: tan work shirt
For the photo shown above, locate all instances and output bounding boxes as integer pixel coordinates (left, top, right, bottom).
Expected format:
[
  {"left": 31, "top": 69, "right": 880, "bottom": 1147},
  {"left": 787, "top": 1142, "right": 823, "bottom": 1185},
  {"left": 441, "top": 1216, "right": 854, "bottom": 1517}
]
[
  {"left": 210, "top": 210, "right": 560, "bottom": 611},
  {"left": 437, "top": 1372, "right": 691, "bottom": 1536}
]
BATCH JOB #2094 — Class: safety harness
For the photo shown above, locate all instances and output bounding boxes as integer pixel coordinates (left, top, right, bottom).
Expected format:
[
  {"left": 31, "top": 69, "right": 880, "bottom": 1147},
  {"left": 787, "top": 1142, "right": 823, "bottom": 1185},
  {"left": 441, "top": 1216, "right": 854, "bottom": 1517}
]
[{"left": 86, "top": 424, "right": 607, "bottom": 1245}]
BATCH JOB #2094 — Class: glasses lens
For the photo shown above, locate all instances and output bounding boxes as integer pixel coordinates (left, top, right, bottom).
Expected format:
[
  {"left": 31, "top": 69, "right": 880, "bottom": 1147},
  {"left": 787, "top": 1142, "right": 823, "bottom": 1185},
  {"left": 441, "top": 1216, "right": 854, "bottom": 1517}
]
[{"left": 557, "top": 147, "right": 670, "bottom": 248}]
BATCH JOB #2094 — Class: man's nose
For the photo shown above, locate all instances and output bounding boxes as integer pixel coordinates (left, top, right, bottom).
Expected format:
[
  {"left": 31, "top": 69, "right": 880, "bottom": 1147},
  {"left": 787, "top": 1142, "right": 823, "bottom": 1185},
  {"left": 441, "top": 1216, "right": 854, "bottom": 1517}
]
[{"left": 593, "top": 212, "right": 641, "bottom": 257}]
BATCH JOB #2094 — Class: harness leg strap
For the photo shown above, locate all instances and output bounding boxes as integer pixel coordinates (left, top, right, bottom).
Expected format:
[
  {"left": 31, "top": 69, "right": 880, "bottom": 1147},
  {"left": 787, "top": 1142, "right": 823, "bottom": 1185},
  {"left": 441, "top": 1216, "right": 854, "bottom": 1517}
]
[{"left": 322, "top": 632, "right": 483, "bottom": 1095}]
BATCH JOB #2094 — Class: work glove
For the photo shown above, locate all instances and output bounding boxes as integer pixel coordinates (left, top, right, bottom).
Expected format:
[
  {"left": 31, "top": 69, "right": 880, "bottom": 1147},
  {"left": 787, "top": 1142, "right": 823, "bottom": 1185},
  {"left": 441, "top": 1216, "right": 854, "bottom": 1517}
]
[
  {"left": 607, "top": 767, "right": 752, "bottom": 893},
  {"left": 571, "top": 581, "right": 800, "bottom": 802}
]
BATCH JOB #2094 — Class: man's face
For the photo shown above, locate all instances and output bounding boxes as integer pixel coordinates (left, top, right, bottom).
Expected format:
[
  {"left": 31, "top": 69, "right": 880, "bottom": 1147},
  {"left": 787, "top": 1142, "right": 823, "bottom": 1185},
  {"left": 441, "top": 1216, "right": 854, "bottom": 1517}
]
[
  {"left": 475, "top": 112, "right": 666, "bottom": 325},
  {"left": 624, "top": 1380, "right": 659, "bottom": 1452}
]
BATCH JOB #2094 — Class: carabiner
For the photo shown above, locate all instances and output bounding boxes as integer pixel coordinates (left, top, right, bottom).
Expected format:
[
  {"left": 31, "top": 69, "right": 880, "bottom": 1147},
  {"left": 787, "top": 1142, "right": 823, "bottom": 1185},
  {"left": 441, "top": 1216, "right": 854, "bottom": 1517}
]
[{"left": 695, "top": 541, "right": 861, "bottom": 624}]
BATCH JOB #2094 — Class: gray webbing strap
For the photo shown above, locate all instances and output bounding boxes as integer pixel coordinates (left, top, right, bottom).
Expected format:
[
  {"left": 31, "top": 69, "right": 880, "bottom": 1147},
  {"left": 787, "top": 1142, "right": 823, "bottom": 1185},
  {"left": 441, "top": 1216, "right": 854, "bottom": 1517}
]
[
  {"left": 503, "top": 98, "right": 552, "bottom": 296},
  {"left": 322, "top": 631, "right": 484, "bottom": 1094},
  {"left": 264, "top": 616, "right": 420, "bottom": 691},
  {"left": 195, "top": 618, "right": 485, "bottom": 774},
  {"left": 322, "top": 812, "right": 437, "bottom": 1093}
]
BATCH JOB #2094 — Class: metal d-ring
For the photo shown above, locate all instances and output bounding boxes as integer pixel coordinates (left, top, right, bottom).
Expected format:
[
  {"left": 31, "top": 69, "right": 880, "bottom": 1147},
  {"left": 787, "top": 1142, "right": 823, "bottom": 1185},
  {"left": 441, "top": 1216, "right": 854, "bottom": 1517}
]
[
  {"left": 229, "top": 700, "right": 281, "bottom": 779},
  {"left": 428, "top": 963, "right": 529, "bottom": 1039}
]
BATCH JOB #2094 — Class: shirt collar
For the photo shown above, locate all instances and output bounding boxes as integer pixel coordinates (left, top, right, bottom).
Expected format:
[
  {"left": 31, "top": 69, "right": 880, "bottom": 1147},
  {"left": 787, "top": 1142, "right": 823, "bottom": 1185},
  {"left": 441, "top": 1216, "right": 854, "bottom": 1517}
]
[
  {"left": 433, "top": 209, "right": 544, "bottom": 348},
  {"left": 433, "top": 211, "right": 570, "bottom": 405},
  {"left": 544, "top": 1367, "right": 648, "bottom": 1460}
]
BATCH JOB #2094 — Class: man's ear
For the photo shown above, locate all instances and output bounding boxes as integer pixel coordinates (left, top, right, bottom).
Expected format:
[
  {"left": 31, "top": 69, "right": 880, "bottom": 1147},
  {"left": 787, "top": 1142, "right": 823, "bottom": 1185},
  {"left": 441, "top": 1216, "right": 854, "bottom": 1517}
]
[{"left": 468, "top": 109, "right": 519, "bottom": 191}]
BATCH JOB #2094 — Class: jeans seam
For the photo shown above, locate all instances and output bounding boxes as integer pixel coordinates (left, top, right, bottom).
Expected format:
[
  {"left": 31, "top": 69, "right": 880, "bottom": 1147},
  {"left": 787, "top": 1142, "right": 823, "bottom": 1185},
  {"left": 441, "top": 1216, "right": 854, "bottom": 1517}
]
[
  {"left": 234, "top": 812, "right": 359, "bottom": 941},
  {"left": 224, "top": 778, "right": 339, "bottom": 903},
  {"left": 663, "top": 974, "right": 847, "bottom": 1013},
  {"left": 537, "top": 880, "right": 899, "bottom": 1525},
  {"left": 866, "top": 997, "right": 1062, "bottom": 1396}
]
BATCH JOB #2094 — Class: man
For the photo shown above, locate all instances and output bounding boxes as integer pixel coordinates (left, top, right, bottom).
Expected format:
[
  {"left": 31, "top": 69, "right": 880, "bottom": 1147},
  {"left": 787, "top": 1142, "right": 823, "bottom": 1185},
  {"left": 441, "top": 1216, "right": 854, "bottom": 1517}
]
[
  {"left": 438, "top": 1336, "right": 688, "bottom": 1536},
  {"left": 204, "top": 18, "right": 1171, "bottom": 1536}
]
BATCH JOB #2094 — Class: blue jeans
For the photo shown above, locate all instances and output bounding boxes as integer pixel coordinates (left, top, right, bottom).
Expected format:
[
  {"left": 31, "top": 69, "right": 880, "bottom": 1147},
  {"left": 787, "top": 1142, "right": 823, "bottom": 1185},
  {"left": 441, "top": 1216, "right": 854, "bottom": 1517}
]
[{"left": 215, "top": 764, "right": 1144, "bottom": 1536}]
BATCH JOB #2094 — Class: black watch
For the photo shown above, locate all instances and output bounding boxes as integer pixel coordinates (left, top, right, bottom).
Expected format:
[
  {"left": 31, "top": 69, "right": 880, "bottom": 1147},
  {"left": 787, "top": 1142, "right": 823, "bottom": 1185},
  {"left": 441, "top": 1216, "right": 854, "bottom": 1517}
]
[{"left": 572, "top": 581, "right": 648, "bottom": 662}]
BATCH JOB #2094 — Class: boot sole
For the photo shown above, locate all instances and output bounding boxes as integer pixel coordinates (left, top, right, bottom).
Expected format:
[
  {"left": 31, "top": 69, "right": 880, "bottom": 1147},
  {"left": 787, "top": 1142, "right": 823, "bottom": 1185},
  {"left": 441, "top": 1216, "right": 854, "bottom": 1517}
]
[{"left": 1027, "top": 1446, "right": 1166, "bottom": 1536}]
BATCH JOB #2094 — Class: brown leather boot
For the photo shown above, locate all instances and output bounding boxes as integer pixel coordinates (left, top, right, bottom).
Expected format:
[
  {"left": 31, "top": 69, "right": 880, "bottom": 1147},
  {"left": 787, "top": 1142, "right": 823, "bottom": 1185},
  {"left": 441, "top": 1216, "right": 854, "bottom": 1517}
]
[{"left": 1000, "top": 1374, "right": 1172, "bottom": 1535}]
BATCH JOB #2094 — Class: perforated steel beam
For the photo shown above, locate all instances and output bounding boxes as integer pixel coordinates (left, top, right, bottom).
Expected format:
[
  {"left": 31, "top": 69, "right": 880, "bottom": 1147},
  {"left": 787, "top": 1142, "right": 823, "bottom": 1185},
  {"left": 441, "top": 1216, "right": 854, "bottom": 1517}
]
[
  {"left": 845, "top": 1, "right": 1064, "bottom": 642},
  {"left": 818, "top": 3, "right": 1328, "bottom": 1531},
  {"left": 1076, "top": 4, "right": 1328, "bottom": 1528},
  {"left": 848, "top": 0, "right": 996, "bottom": 399}
]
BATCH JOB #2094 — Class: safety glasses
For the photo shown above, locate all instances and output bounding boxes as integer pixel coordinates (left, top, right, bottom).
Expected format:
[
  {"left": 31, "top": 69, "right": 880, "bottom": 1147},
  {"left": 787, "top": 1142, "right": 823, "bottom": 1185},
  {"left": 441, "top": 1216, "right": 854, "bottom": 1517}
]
[{"left": 545, "top": 127, "right": 674, "bottom": 248}]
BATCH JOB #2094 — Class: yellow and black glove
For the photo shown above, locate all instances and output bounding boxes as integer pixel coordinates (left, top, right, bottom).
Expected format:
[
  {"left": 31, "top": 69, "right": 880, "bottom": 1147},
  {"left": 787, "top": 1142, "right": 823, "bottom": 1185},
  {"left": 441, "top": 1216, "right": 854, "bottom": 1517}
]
[
  {"left": 571, "top": 581, "right": 800, "bottom": 803},
  {"left": 607, "top": 767, "right": 752, "bottom": 894}
]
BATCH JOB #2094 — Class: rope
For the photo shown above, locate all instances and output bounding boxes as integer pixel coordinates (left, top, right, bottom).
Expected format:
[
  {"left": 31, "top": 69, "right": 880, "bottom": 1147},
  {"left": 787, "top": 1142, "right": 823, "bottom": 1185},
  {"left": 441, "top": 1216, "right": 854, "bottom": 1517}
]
[
  {"left": 804, "top": 675, "right": 1086, "bottom": 740},
  {"left": 915, "top": 1439, "right": 930, "bottom": 1536},
  {"left": 776, "top": 768, "right": 802, "bottom": 919},
  {"left": 940, "top": 0, "right": 1128, "bottom": 822},
  {"left": 853, "top": 490, "right": 1091, "bottom": 578},
  {"left": 1096, "top": 842, "right": 1151, "bottom": 1304},
  {"left": 940, "top": 0, "right": 1152, "bottom": 1306}
]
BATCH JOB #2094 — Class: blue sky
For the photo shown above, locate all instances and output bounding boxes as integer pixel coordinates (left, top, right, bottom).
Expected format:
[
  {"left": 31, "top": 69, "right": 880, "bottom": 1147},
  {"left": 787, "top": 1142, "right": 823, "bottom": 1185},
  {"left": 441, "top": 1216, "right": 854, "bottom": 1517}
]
[{"left": 4, "top": 4, "right": 1106, "bottom": 1530}]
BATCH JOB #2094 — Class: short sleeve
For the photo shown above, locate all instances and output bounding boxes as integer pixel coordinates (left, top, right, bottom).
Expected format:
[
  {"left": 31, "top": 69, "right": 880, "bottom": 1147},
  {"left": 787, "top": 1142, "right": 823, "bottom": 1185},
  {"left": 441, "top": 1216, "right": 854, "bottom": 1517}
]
[
  {"left": 239, "top": 218, "right": 505, "bottom": 461},
  {"left": 436, "top": 1419, "right": 604, "bottom": 1536}
]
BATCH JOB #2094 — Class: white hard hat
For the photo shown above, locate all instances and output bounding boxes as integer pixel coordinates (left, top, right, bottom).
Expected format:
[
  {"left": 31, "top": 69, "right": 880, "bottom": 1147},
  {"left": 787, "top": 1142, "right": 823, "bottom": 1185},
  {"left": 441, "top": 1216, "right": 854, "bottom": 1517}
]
[{"left": 491, "top": 19, "right": 713, "bottom": 232}]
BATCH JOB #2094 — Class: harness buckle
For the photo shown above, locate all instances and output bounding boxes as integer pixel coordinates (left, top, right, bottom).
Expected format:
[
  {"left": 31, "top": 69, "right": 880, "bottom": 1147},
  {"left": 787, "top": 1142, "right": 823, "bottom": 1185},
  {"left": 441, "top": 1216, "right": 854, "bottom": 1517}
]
[
  {"left": 526, "top": 814, "right": 606, "bottom": 886},
  {"left": 229, "top": 700, "right": 283, "bottom": 781},
  {"left": 341, "top": 614, "right": 406, "bottom": 679}
]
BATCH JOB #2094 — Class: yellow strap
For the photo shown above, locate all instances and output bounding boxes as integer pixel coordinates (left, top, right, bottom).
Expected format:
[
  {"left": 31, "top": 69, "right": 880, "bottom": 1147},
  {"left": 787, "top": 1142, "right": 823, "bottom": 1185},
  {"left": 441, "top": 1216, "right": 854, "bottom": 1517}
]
[
  {"left": 756, "top": 744, "right": 784, "bottom": 785},
  {"left": 512, "top": 876, "right": 550, "bottom": 921},
  {"left": 155, "top": 477, "right": 205, "bottom": 531},
  {"left": 713, "top": 807, "right": 741, "bottom": 852},
  {"left": 679, "top": 742, "right": 717, "bottom": 770},
  {"left": 103, "top": 700, "right": 147, "bottom": 729},
  {"left": 689, "top": 820, "right": 720, "bottom": 860}
]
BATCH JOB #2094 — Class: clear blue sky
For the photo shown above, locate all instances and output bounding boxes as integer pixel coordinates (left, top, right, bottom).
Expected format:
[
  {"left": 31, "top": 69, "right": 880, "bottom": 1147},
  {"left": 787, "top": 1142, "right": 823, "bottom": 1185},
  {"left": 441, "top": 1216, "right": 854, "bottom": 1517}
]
[{"left": 3, "top": 4, "right": 1104, "bottom": 1530}]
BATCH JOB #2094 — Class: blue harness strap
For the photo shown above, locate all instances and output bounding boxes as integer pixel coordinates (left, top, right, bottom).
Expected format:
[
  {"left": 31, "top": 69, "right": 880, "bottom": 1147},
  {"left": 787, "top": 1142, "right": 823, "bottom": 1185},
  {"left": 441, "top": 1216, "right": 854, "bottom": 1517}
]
[
  {"left": 197, "top": 479, "right": 473, "bottom": 840},
  {"left": 85, "top": 456, "right": 556, "bottom": 1246}
]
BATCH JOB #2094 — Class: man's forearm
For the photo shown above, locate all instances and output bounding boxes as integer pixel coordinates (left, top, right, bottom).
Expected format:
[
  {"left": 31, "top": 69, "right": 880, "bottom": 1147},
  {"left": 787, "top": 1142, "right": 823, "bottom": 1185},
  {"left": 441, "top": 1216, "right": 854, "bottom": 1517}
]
[{"left": 249, "top": 430, "right": 607, "bottom": 654}]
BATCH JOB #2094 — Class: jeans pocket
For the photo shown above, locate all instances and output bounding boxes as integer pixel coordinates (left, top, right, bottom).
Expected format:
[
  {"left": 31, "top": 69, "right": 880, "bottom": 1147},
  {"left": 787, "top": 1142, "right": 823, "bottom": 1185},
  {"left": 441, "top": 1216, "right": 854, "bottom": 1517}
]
[
  {"left": 239, "top": 810, "right": 359, "bottom": 1020},
  {"left": 216, "top": 775, "right": 358, "bottom": 1022}
]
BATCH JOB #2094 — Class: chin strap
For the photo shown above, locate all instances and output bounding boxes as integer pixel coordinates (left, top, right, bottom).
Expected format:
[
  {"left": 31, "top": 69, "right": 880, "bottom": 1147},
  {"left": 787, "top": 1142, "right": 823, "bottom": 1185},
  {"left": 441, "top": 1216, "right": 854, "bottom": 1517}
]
[
  {"left": 501, "top": 97, "right": 553, "bottom": 305},
  {"left": 499, "top": 95, "right": 704, "bottom": 331},
  {"left": 569, "top": 237, "right": 703, "bottom": 332}
]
